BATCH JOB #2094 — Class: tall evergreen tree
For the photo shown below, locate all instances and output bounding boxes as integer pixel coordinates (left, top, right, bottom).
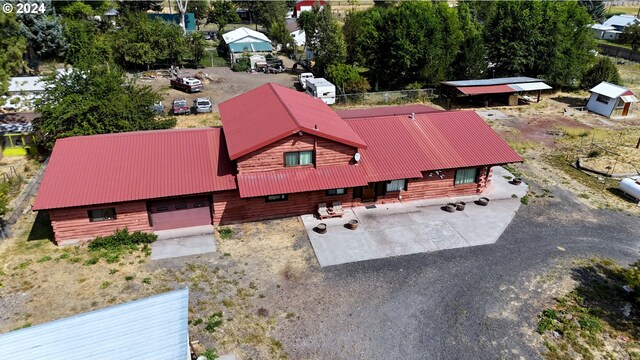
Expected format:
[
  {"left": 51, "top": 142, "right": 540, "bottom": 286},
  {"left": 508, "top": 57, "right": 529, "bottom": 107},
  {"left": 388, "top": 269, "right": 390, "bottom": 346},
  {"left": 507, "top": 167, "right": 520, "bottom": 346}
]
[
  {"left": 0, "top": 12, "right": 27, "bottom": 93},
  {"left": 451, "top": 2, "right": 487, "bottom": 80},
  {"left": 313, "top": 5, "right": 347, "bottom": 77},
  {"left": 580, "top": 57, "right": 622, "bottom": 89},
  {"left": 18, "top": 0, "right": 68, "bottom": 69},
  {"left": 579, "top": 0, "right": 606, "bottom": 23}
]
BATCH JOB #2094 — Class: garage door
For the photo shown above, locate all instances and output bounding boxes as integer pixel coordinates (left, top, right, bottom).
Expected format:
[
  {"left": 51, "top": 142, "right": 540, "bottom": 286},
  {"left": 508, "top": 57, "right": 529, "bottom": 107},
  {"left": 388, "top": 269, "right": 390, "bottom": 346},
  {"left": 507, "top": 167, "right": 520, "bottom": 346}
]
[{"left": 149, "top": 197, "right": 212, "bottom": 231}]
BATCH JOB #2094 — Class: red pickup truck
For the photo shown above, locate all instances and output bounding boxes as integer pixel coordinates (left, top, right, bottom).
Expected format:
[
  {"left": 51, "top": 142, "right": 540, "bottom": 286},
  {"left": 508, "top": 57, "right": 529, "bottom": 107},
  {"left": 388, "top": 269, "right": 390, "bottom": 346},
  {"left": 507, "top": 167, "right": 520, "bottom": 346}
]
[{"left": 170, "top": 77, "right": 204, "bottom": 93}]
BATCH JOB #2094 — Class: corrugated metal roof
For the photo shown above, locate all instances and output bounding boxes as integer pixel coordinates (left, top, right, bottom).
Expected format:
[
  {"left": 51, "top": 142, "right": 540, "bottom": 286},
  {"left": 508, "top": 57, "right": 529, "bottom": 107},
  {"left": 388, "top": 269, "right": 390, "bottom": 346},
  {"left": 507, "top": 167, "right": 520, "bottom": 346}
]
[
  {"left": 590, "top": 81, "right": 630, "bottom": 98},
  {"left": 346, "top": 111, "right": 523, "bottom": 182},
  {"left": 442, "top": 77, "right": 544, "bottom": 87},
  {"left": 0, "top": 289, "right": 189, "bottom": 360},
  {"left": 237, "top": 165, "right": 368, "bottom": 197},
  {"left": 335, "top": 104, "right": 442, "bottom": 119},
  {"left": 591, "top": 24, "right": 615, "bottom": 30},
  {"left": 509, "top": 82, "right": 553, "bottom": 91},
  {"left": 603, "top": 14, "right": 639, "bottom": 27},
  {"left": 219, "top": 83, "right": 367, "bottom": 160},
  {"left": 228, "top": 42, "right": 272, "bottom": 53},
  {"left": 222, "top": 27, "right": 271, "bottom": 43},
  {"left": 621, "top": 95, "right": 638, "bottom": 103},
  {"left": 8, "top": 76, "right": 46, "bottom": 93},
  {"left": 457, "top": 85, "right": 517, "bottom": 95},
  {"left": 32, "top": 128, "right": 236, "bottom": 210}
]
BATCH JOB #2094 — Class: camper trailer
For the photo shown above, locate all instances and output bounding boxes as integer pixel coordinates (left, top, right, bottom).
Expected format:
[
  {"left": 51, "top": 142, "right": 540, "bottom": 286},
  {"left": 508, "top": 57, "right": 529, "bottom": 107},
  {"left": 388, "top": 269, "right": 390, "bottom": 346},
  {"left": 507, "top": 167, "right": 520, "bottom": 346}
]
[{"left": 305, "top": 78, "right": 336, "bottom": 105}]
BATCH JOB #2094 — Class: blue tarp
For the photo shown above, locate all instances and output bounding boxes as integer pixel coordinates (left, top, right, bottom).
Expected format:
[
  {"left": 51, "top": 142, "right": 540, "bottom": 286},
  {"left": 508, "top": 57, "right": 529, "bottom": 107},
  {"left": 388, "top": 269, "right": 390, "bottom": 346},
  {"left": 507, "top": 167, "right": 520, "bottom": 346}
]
[{"left": 229, "top": 41, "right": 273, "bottom": 53}]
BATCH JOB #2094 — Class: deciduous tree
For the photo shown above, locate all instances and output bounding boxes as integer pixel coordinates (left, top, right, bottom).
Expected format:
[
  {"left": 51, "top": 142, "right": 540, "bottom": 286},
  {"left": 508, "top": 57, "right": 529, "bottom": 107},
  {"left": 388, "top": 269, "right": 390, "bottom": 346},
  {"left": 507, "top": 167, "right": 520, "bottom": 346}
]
[
  {"left": 208, "top": 0, "right": 240, "bottom": 34},
  {"left": 580, "top": 57, "right": 621, "bottom": 89},
  {"left": 579, "top": 0, "right": 606, "bottom": 23},
  {"left": 621, "top": 23, "right": 640, "bottom": 51},
  {"left": 326, "top": 64, "right": 371, "bottom": 94},
  {"left": 0, "top": 12, "right": 27, "bottom": 93},
  {"left": 312, "top": 5, "right": 346, "bottom": 76},
  {"left": 33, "top": 66, "right": 176, "bottom": 150},
  {"left": 188, "top": 31, "right": 207, "bottom": 67}
]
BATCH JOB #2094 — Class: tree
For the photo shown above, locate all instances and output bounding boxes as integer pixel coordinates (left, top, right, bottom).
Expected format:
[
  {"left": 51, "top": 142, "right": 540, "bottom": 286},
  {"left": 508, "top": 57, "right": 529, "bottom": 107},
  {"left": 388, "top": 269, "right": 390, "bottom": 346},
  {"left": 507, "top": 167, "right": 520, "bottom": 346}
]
[
  {"left": 451, "top": 2, "right": 487, "bottom": 80},
  {"left": 343, "top": 8, "right": 381, "bottom": 66},
  {"left": 188, "top": 0, "right": 210, "bottom": 21},
  {"left": 117, "top": 0, "right": 164, "bottom": 13},
  {"left": 253, "top": 1, "right": 288, "bottom": 31},
  {"left": 312, "top": 5, "right": 347, "bottom": 76},
  {"left": 326, "top": 64, "right": 371, "bottom": 94},
  {"left": 621, "top": 24, "right": 640, "bottom": 51},
  {"left": 17, "top": 0, "right": 67, "bottom": 69},
  {"left": 579, "top": 0, "right": 606, "bottom": 23},
  {"left": 33, "top": 66, "right": 176, "bottom": 150},
  {"left": 188, "top": 31, "right": 207, "bottom": 67},
  {"left": 270, "top": 20, "right": 294, "bottom": 52},
  {"left": 0, "top": 12, "right": 27, "bottom": 93},
  {"left": 580, "top": 57, "right": 621, "bottom": 89},
  {"left": 63, "top": 19, "right": 112, "bottom": 68},
  {"left": 208, "top": 0, "right": 240, "bottom": 34},
  {"left": 297, "top": 9, "right": 318, "bottom": 50}
]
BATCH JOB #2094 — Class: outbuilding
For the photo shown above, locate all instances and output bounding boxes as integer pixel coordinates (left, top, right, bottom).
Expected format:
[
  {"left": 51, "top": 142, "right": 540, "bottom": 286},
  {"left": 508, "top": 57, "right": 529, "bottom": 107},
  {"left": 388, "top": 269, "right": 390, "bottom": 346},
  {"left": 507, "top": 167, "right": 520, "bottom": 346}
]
[
  {"left": 222, "top": 27, "right": 273, "bottom": 63},
  {"left": 440, "top": 77, "right": 553, "bottom": 108},
  {"left": 586, "top": 81, "right": 638, "bottom": 118}
]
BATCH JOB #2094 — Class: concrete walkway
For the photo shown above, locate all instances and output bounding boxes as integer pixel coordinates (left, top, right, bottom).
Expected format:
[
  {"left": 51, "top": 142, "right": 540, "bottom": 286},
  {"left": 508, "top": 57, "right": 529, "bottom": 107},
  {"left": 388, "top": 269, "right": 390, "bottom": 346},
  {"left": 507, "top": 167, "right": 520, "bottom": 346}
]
[
  {"left": 302, "top": 167, "right": 528, "bottom": 267},
  {"left": 151, "top": 225, "right": 217, "bottom": 260}
]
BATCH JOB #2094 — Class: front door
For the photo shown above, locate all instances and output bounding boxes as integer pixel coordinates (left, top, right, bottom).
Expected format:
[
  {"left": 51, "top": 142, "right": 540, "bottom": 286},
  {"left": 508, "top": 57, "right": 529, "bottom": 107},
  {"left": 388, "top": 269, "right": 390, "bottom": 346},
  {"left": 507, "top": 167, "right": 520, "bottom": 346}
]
[
  {"left": 148, "top": 196, "right": 212, "bottom": 231},
  {"left": 362, "top": 183, "right": 376, "bottom": 202},
  {"left": 623, "top": 102, "right": 631, "bottom": 116}
]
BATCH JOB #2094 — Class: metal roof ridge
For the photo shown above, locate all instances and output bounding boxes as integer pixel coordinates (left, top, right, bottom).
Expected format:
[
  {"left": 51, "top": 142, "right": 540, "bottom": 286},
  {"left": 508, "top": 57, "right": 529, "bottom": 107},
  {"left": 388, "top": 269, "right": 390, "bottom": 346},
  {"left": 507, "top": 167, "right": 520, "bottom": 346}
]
[
  {"left": 268, "top": 83, "right": 302, "bottom": 130},
  {"left": 57, "top": 127, "right": 217, "bottom": 142}
]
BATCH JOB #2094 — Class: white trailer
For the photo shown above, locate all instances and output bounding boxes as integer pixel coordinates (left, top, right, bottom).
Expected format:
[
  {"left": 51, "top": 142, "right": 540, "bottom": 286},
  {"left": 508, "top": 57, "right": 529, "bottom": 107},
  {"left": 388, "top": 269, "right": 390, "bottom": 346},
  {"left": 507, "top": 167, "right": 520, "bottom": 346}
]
[{"left": 305, "top": 78, "right": 336, "bottom": 105}]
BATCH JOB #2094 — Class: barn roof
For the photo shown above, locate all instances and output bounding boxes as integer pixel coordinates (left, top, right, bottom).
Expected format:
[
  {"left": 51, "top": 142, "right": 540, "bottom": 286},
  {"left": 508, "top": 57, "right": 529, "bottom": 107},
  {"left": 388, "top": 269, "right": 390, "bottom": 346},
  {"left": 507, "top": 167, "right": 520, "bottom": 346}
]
[
  {"left": 32, "top": 128, "right": 236, "bottom": 210},
  {"left": 345, "top": 111, "right": 523, "bottom": 182},
  {"left": 218, "top": 83, "right": 367, "bottom": 160},
  {"left": 335, "top": 104, "right": 442, "bottom": 119},
  {"left": 0, "top": 289, "right": 189, "bottom": 360}
]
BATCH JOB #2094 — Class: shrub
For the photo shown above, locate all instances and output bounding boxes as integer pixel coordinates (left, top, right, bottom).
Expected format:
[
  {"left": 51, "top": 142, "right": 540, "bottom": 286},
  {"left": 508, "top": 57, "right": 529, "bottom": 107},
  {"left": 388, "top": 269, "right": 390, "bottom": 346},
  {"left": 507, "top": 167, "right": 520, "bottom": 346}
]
[
  {"left": 204, "top": 312, "right": 223, "bottom": 333},
  {"left": 578, "top": 313, "right": 602, "bottom": 333},
  {"left": 87, "top": 228, "right": 157, "bottom": 264},
  {"left": 587, "top": 150, "right": 601, "bottom": 158},
  {"left": 202, "top": 349, "right": 217, "bottom": 360},
  {"left": 218, "top": 227, "right": 233, "bottom": 239},
  {"left": 231, "top": 61, "right": 250, "bottom": 72},
  {"left": 520, "top": 195, "right": 529, "bottom": 205}
]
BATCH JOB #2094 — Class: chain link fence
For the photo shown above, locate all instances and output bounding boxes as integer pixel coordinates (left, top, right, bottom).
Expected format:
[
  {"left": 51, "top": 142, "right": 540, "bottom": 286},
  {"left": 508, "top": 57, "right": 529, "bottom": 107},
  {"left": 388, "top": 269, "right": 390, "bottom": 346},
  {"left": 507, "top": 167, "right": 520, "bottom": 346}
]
[{"left": 335, "top": 89, "right": 436, "bottom": 106}]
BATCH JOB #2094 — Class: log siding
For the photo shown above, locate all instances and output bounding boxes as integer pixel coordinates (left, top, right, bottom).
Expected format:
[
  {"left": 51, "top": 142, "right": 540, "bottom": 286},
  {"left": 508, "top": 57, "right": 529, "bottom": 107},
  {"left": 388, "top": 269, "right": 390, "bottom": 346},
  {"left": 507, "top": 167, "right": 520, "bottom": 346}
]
[{"left": 49, "top": 201, "right": 152, "bottom": 245}]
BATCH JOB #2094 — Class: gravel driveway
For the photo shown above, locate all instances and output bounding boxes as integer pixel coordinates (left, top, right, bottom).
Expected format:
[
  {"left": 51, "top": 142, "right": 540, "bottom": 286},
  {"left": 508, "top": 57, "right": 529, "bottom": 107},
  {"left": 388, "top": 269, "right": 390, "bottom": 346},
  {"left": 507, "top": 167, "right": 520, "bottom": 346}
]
[{"left": 272, "top": 185, "right": 640, "bottom": 359}]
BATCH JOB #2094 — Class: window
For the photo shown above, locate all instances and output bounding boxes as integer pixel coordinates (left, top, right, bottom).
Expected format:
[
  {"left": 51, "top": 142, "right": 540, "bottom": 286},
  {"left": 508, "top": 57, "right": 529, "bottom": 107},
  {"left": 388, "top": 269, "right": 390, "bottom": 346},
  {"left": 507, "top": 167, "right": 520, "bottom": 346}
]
[
  {"left": 175, "top": 204, "right": 187, "bottom": 210},
  {"left": 265, "top": 194, "right": 288, "bottom": 202},
  {"left": 386, "top": 179, "right": 406, "bottom": 192},
  {"left": 596, "top": 94, "right": 610, "bottom": 104},
  {"left": 193, "top": 202, "right": 206, "bottom": 208},
  {"left": 156, "top": 206, "right": 169, "bottom": 212},
  {"left": 326, "top": 188, "right": 346, "bottom": 196},
  {"left": 285, "top": 151, "right": 313, "bottom": 166},
  {"left": 455, "top": 168, "right": 477, "bottom": 185},
  {"left": 88, "top": 208, "right": 116, "bottom": 222}
]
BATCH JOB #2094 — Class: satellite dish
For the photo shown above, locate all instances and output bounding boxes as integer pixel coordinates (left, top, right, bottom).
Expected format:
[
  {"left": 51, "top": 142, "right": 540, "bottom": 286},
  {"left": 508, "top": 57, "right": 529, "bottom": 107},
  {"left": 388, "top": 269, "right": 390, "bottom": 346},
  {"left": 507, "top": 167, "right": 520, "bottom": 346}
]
[{"left": 354, "top": 152, "right": 361, "bottom": 162}]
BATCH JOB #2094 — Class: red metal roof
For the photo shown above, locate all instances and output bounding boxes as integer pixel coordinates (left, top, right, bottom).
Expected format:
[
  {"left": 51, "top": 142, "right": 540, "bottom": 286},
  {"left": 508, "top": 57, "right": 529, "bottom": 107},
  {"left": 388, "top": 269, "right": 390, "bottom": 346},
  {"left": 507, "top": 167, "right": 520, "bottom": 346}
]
[
  {"left": 236, "top": 165, "right": 369, "bottom": 198},
  {"left": 335, "top": 105, "right": 442, "bottom": 120},
  {"left": 32, "top": 128, "right": 236, "bottom": 210},
  {"left": 218, "top": 83, "right": 367, "bottom": 160},
  {"left": 346, "top": 111, "right": 522, "bottom": 182},
  {"left": 457, "top": 85, "right": 516, "bottom": 95},
  {"left": 623, "top": 90, "right": 635, "bottom": 96}
]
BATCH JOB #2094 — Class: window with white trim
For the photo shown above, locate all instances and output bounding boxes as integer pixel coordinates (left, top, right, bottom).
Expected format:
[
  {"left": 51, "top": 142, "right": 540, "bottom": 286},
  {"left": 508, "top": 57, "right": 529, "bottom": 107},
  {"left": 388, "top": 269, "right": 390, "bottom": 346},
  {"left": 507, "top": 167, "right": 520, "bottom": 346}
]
[
  {"left": 454, "top": 168, "right": 477, "bottom": 185},
  {"left": 285, "top": 151, "right": 313, "bottom": 166},
  {"left": 386, "top": 179, "right": 406, "bottom": 192},
  {"left": 326, "top": 188, "right": 346, "bottom": 196}
]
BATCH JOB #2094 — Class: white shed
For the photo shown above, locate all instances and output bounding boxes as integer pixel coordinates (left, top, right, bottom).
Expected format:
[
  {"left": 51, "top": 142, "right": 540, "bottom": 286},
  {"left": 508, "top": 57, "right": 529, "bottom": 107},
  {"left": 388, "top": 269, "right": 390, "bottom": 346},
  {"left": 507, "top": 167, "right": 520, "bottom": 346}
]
[{"left": 587, "top": 81, "right": 638, "bottom": 118}]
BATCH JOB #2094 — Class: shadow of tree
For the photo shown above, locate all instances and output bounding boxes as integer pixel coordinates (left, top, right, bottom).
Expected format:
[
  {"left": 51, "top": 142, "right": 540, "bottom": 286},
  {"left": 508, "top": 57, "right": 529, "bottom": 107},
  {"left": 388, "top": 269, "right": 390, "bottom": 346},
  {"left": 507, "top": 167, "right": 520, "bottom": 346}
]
[
  {"left": 570, "top": 261, "right": 640, "bottom": 341},
  {"left": 27, "top": 211, "right": 53, "bottom": 242},
  {"left": 551, "top": 96, "right": 588, "bottom": 108}
]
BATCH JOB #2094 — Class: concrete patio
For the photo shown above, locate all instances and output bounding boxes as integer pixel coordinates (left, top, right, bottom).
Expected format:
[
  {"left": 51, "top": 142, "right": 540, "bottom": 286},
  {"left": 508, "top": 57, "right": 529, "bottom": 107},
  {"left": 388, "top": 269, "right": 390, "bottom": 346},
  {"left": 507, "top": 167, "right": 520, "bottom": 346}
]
[
  {"left": 151, "top": 225, "right": 217, "bottom": 260},
  {"left": 302, "top": 166, "right": 527, "bottom": 267}
]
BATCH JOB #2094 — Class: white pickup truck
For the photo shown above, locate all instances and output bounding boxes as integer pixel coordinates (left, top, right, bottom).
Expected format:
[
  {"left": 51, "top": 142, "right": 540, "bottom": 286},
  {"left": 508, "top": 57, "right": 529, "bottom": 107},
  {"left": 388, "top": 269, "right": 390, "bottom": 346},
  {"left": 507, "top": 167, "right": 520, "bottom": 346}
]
[{"left": 298, "top": 72, "right": 314, "bottom": 90}]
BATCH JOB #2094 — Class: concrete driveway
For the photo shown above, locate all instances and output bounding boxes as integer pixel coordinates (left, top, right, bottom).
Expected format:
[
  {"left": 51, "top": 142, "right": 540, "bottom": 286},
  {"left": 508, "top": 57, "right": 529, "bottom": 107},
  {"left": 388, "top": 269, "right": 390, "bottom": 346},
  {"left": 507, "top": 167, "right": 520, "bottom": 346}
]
[
  {"left": 302, "top": 166, "right": 527, "bottom": 267},
  {"left": 150, "top": 225, "right": 217, "bottom": 260}
]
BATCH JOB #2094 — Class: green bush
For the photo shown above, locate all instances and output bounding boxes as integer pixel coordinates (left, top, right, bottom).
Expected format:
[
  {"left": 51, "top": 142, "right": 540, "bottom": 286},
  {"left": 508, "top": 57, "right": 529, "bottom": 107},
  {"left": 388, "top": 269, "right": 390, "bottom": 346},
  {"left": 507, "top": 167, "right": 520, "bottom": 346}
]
[
  {"left": 218, "top": 227, "right": 233, "bottom": 239},
  {"left": 87, "top": 228, "right": 157, "bottom": 263},
  {"left": 204, "top": 312, "right": 223, "bottom": 333},
  {"left": 625, "top": 260, "right": 640, "bottom": 300},
  {"left": 202, "top": 349, "right": 218, "bottom": 360}
]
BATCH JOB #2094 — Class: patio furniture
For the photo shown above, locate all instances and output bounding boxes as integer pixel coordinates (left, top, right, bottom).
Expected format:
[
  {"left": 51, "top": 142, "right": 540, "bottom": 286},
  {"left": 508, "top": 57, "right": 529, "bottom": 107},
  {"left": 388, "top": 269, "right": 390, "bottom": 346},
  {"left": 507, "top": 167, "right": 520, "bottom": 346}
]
[
  {"left": 332, "top": 202, "right": 345, "bottom": 217},
  {"left": 315, "top": 223, "right": 327, "bottom": 234},
  {"left": 318, "top": 203, "right": 329, "bottom": 219}
]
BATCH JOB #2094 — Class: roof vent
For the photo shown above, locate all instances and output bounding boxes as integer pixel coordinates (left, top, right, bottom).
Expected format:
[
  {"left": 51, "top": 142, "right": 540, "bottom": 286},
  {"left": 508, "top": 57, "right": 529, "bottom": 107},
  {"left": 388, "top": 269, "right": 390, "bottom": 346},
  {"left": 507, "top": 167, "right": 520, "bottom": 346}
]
[
  {"left": 314, "top": 124, "right": 318, "bottom": 130},
  {"left": 410, "top": 112, "right": 415, "bottom": 120}
]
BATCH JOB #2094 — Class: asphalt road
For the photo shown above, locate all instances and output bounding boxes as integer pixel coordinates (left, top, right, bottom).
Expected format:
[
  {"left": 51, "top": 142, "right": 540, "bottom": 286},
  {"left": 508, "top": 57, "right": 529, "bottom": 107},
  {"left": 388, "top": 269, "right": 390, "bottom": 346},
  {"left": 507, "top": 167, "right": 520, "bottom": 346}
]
[{"left": 273, "top": 186, "right": 640, "bottom": 359}]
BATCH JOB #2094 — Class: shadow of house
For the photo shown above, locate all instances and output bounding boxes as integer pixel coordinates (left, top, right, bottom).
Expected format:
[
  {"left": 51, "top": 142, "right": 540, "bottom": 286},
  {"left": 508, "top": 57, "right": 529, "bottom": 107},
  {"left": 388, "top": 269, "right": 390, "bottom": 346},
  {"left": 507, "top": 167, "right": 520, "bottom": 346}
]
[{"left": 27, "top": 210, "right": 54, "bottom": 242}]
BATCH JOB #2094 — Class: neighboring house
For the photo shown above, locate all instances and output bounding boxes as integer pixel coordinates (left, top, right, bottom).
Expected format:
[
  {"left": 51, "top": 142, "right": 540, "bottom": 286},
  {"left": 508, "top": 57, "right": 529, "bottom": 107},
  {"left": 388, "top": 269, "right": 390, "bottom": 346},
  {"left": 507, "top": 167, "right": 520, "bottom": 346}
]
[
  {"left": 147, "top": 13, "right": 196, "bottom": 32},
  {"left": 0, "top": 289, "right": 190, "bottom": 360},
  {"left": 33, "top": 83, "right": 522, "bottom": 245},
  {"left": 294, "top": 0, "right": 327, "bottom": 17},
  {"left": 222, "top": 27, "right": 273, "bottom": 63},
  {"left": 586, "top": 81, "right": 638, "bottom": 118},
  {"left": 0, "top": 112, "right": 37, "bottom": 157},
  {"left": 2, "top": 76, "right": 46, "bottom": 111},
  {"left": 590, "top": 24, "right": 621, "bottom": 40},
  {"left": 291, "top": 29, "right": 305, "bottom": 46},
  {"left": 603, "top": 14, "right": 640, "bottom": 31}
]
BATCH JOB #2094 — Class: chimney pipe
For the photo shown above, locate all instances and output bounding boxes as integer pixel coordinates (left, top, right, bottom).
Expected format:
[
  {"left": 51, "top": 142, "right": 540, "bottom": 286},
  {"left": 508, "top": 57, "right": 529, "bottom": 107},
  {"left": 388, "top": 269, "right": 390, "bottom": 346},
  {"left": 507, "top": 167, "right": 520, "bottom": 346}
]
[{"left": 410, "top": 112, "right": 415, "bottom": 120}]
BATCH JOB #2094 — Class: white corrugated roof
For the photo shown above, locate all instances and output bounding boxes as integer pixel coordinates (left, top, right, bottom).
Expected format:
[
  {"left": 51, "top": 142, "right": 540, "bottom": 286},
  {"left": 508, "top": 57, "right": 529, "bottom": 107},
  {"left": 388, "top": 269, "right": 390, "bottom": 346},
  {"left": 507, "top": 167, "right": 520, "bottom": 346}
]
[
  {"left": 591, "top": 24, "right": 615, "bottom": 30},
  {"left": 621, "top": 95, "right": 638, "bottom": 103},
  {"left": 0, "top": 289, "right": 189, "bottom": 360},
  {"left": 590, "top": 81, "right": 630, "bottom": 98},
  {"left": 222, "top": 27, "right": 270, "bottom": 44},
  {"left": 509, "top": 82, "right": 553, "bottom": 91},
  {"left": 603, "top": 14, "right": 639, "bottom": 27},
  {"left": 8, "top": 76, "right": 45, "bottom": 93}
]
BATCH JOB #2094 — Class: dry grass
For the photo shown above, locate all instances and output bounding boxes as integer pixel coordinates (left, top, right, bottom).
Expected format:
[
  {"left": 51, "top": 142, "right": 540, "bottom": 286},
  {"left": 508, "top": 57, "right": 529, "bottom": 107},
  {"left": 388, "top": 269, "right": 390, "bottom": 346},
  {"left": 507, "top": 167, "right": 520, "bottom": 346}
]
[
  {"left": 617, "top": 62, "right": 640, "bottom": 92},
  {"left": 174, "top": 113, "right": 221, "bottom": 128}
]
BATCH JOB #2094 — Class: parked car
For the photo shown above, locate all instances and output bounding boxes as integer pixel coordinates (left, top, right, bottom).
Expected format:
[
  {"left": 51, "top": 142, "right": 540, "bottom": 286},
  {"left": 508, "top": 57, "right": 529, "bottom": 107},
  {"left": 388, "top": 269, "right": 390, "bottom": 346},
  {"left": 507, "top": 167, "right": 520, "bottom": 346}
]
[
  {"left": 193, "top": 98, "right": 212, "bottom": 113},
  {"left": 170, "top": 77, "right": 203, "bottom": 93},
  {"left": 151, "top": 101, "right": 164, "bottom": 115},
  {"left": 172, "top": 98, "right": 190, "bottom": 115},
  {"left": 298, "top": 72, "right": 314, "bottom": 90}
]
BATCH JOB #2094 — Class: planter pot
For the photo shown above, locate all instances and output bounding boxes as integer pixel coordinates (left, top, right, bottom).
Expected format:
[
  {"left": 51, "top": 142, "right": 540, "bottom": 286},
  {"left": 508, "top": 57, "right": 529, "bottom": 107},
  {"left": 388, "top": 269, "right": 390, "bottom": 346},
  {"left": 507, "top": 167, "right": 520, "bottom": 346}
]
[
  {"left": 456, "top": 201, "right": 466, "bottom": 211},
  {"left": 347, "top": 219, "right": 359, "bottom": 230},
  {"left": 443, "top": 203, "right": 456, "bottom": 213},
  {"left": 511, "top": 177, "right": 523, "bottom": 185},
  {"left": 476, "top": 197, "right": 490, "bottom": 206},
  {"left": 315, "top": 223, "right": 327, "bottom": 234}
]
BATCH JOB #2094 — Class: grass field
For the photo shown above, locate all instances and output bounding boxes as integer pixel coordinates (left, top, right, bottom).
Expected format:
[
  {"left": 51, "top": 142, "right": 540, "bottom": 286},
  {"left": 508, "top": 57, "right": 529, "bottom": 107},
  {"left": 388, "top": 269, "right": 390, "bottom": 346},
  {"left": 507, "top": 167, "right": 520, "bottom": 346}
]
[{"left": 607, "top": 5, "right": 640, "bottom": 15}]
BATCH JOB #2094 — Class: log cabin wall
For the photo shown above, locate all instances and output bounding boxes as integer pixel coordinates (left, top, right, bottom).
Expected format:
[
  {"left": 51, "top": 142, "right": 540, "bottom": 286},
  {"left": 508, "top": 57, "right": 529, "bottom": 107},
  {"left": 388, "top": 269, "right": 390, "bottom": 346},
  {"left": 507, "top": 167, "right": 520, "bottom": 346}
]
[
  {"left": 236, "top": 134, "right": 358, "bottom": 173},
  {"left": 49, "top": 201, "right": 152, "bottom": 245}
]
